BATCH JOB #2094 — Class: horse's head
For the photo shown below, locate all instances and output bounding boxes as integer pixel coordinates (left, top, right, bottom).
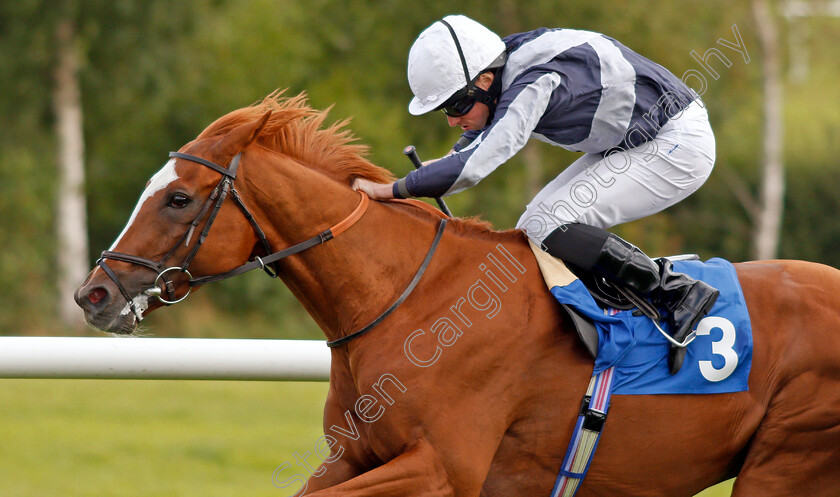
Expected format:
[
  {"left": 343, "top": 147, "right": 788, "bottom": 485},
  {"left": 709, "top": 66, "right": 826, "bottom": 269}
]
[
  {"left": 77, "top": 91, "right": 398, "bottom": 335},
  {"left": 75, "top": 110, "right": 272, "bottom": 334}
]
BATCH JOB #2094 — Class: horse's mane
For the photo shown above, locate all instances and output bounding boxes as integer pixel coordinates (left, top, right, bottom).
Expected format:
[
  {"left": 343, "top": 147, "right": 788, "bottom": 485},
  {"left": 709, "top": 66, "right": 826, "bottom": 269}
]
[
  {"left": 197, "top": 91, "right": 521, "bottom": 240},
  {"left": 195, "top": 91, "right": 391, "bottom": 184}
]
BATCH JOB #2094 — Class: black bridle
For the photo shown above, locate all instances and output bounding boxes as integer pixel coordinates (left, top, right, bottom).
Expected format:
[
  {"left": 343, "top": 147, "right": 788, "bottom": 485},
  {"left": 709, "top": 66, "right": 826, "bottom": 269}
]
[
  {"left": 97, "top": 151, "right": 275, "bottom": 318},
  {"left": 96, "top": 150, "right": 448, "bottom": 348}
]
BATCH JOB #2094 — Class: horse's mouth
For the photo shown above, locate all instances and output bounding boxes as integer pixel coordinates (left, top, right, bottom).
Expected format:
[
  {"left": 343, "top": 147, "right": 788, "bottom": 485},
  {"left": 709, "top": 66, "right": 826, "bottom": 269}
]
[
  {"left": 83, "top": 309, "right": 139, "bottom": 335},
  {"left": 76, "top": 279, "right": 151, "bottom": 335}
]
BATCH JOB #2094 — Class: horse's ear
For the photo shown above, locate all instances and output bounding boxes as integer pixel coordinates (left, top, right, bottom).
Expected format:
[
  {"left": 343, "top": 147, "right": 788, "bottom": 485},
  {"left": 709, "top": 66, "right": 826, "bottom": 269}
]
[{"left": 214, "top": 110, "right": 272, "bottom": 161}]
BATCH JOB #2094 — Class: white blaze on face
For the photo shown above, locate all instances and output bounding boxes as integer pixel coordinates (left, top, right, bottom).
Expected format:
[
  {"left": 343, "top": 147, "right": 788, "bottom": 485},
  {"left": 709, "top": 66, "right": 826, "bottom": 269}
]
[
  {"left": 95, "top": 159, "right": 180, "bottom": 325},
  {"left": 109, "top": 159, "right": 180, "bottom": 250}
]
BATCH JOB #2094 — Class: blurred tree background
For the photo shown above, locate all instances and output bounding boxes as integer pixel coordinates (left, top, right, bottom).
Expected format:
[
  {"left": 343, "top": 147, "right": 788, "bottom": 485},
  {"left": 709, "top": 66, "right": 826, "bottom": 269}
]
[{"left": 1, "top": 0, "right": 838, "bottom": 337}]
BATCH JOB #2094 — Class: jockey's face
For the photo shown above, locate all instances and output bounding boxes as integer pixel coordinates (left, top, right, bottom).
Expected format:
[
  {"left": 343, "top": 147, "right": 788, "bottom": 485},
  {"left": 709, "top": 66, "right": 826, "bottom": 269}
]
[{"left": 445, "top": 72, "right": 494, "bottom": 131}]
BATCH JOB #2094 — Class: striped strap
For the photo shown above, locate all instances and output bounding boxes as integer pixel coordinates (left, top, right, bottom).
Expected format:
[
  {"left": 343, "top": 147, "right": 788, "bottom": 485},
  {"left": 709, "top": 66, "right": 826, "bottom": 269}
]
[{"left": 550, "top": 366, "right": 616, "bottom": 497}]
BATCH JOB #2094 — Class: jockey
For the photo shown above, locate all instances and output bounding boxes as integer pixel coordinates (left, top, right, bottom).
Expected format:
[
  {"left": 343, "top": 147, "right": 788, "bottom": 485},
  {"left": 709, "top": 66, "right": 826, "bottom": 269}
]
[{"left": 352, "top": 14, "right": 718, "bottom": 373}]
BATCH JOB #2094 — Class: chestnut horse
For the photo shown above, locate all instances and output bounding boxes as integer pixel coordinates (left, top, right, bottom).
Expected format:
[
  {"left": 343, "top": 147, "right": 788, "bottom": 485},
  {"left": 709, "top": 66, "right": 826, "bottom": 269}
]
[{"left": 76, "top": 93, "right": 840, "bottom": 496}]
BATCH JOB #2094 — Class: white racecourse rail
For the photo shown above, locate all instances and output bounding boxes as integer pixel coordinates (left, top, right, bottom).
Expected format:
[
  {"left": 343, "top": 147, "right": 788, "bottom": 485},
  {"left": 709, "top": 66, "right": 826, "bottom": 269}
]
[{"left": 0, "top": 337, "right": 331, "bottom": 381}]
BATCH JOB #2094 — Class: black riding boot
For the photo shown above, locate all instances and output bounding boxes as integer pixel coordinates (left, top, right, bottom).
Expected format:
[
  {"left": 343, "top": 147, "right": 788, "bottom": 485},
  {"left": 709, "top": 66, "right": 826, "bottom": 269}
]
[
  {"left": 542, "top": 225, "right": 719, "bottom": 373},
  {"left": 655, "top": 258, "right": 720, "bottom": 372}
]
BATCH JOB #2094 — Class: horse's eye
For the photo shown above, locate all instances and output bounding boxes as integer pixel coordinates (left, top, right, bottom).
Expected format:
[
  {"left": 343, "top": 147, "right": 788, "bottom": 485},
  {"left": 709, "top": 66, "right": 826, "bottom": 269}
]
[{"left": 168, "top": 193, "right": 191, "bottom": 209}]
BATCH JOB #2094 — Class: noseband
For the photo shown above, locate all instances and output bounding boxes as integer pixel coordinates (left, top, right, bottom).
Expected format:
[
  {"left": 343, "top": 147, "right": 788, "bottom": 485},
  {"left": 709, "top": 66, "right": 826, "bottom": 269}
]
[{"left": 97, "top": 151, "right": 370, "bottom": 321}]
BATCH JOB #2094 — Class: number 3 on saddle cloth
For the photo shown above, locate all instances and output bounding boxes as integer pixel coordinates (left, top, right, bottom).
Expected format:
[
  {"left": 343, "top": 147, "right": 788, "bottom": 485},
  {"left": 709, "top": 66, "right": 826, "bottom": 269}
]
[
  {"left": 530, "top": 244, "right": 753, "bottom": 497},
  {"left": 529, "top": 243, "right": 753, "bottom": 395}
]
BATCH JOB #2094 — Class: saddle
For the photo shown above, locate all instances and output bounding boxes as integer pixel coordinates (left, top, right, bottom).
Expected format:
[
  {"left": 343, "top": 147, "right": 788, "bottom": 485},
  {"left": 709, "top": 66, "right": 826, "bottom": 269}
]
[{"left": 529, "top": 243, "right": 699, "bottom": 359}]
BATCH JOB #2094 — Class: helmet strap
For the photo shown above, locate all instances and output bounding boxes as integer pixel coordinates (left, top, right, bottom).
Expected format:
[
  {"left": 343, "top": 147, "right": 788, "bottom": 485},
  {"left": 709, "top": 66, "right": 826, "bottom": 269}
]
[
  {"left": 439, "top": 19, "right": 504, "bottom": 123},
  {"left": 485, "top": 67, "right": 504, "bottom": 121},
  {"left": 438, "top": 19, "right": 473, "bottom": 94}
]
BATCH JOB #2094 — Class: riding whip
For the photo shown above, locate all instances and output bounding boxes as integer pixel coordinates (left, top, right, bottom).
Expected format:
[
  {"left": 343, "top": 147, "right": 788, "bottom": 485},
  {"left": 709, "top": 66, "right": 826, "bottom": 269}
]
[{"left": 403, "top": 145, "right": 453, "bottom": 217}]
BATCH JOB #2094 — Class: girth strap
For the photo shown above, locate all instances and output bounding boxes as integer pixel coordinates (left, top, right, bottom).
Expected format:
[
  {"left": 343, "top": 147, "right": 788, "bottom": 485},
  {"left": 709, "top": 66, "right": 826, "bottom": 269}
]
[{"left": 551, "top": 366, "right": 616, "bottom": 497}]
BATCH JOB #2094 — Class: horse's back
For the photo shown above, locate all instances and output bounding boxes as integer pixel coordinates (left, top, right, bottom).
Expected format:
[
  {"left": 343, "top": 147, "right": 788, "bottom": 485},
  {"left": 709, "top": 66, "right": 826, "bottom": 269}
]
[
  {"left": 735, "top": 259, "right": 840, "bottom": 377},
  {"left": 730, "top": 259, "right": 840, "bottom": 496},
  {"left": 488, "top": 256, "right": 840, "bottom": 496}
]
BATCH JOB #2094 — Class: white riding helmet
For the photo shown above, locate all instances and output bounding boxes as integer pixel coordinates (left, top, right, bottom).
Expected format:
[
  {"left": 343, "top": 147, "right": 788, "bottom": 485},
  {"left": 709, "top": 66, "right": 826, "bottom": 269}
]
[{"left": 407, "top": 15, "right": 506, "bottom": 116}]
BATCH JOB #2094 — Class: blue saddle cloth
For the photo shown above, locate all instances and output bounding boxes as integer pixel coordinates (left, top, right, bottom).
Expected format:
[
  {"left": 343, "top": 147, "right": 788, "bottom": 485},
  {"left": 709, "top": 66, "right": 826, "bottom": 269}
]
[{"left": 550, "top": 258, "right": 753, "bottom": 395}]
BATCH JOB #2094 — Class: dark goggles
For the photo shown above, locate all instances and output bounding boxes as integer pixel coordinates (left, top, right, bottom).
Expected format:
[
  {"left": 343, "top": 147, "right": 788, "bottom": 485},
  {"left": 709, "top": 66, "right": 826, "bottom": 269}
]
[
  {"left": 437, "top": 85, "right": 494, "bottom": 117},
  {"left": 438, "top": 88, "right": 477, "bottom": 117}
]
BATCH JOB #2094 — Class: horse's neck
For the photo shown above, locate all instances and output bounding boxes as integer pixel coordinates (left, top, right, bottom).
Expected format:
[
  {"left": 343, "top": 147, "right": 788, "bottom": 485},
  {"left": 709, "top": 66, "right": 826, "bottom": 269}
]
[
  {"left": 291, "top": 202, "right": 448, "bottom": 340},
  {"left": 239, "top": 156, "right": 443, "bottom": 341}
]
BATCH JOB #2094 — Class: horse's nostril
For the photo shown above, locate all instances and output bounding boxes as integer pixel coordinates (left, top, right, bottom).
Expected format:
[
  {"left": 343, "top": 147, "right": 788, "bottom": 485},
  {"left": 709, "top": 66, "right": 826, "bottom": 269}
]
[{"left": 88, "top": 287, "right": 108, "bottom": 305}]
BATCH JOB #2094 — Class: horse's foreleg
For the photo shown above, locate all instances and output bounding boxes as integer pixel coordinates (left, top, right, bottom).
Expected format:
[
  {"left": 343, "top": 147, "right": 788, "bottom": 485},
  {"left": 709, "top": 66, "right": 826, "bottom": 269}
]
[
  {"left": 302, "top": 458, "right": 364, "bottom": 495},
  {"left": 305, "top": 438, "right": 457, "bottom": 497}
]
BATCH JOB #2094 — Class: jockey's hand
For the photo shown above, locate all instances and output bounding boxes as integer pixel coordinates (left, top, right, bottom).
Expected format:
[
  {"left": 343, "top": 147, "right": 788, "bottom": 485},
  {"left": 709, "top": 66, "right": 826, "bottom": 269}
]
[{"left": 352, "top": 178, "right": 396, "bottom": 200}]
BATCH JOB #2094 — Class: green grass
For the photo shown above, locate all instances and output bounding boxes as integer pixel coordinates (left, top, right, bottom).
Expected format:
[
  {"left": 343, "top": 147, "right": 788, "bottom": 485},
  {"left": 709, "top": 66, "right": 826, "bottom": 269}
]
[
  {"left": 0, "top": 380, "right": 329, "bottom": 497},
  {"left": 0, "top": 379, "right": 734, "bottom": 496}
]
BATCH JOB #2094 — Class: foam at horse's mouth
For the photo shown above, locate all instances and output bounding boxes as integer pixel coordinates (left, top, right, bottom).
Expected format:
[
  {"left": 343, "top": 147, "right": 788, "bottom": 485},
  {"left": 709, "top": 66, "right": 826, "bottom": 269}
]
[
  {"left": 80, "top": 296, "right": 143, "bottom": 334},
  {"left": 119, "top": 294, "right": 151, "bottom": 321}
]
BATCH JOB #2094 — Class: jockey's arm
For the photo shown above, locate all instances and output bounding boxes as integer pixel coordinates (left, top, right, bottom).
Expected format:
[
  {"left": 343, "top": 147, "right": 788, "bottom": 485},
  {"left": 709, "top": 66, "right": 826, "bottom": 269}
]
[
  {"left": 395, "top": 76, "right": 560, "bottom": 199},
  {"left": 351, "top": 151, "right": 454, "bottom": 200}
]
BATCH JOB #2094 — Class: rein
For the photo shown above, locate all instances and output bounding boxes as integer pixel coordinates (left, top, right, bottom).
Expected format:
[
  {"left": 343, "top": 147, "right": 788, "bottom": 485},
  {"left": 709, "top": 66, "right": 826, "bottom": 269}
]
[
  {"left": 326, "top": 218, "right": 447, "bottom": 348},
  {"left": 97, "top": 150, "right": 449, "bottom": 348},
  {"left": 98, "top": 151, "right": 369, "bottom": 318},
  {"left": 188, "top": 188, "right": 371, "bottom": 287}
]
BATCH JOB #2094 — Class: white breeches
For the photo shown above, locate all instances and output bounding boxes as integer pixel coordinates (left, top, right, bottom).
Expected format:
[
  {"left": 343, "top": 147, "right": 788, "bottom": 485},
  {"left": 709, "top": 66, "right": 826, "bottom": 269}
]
[{"left": 516, "top": 99, "right": 716, "bottom": 243}]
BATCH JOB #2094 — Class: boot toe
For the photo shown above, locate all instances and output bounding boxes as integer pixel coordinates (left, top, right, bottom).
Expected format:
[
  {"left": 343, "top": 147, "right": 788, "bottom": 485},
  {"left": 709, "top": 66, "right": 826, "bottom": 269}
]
[{"left": 669, "top": 346, "right": 686, "bottom": 374}]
